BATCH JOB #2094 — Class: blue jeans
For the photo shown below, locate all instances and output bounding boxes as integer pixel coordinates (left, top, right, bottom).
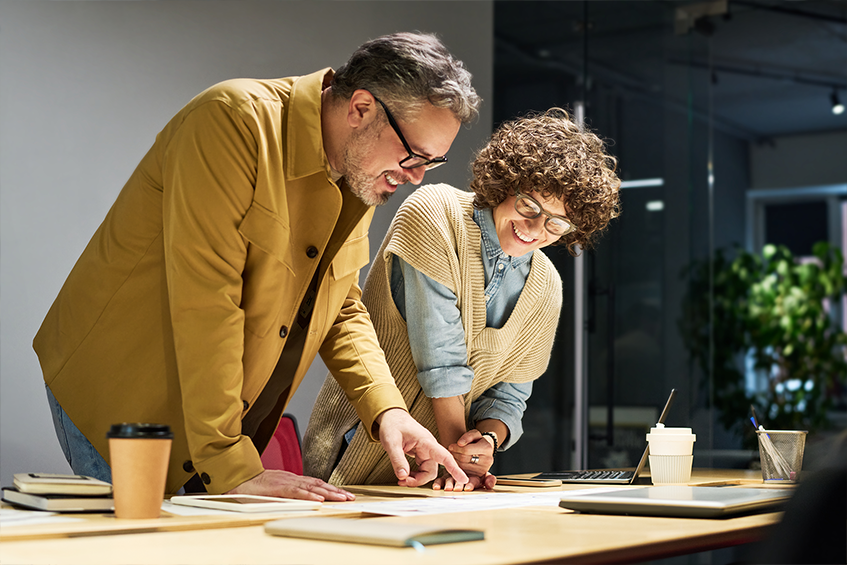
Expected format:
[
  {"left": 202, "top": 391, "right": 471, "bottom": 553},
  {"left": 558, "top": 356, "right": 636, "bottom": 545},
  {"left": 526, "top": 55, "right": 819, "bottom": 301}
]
[{"left": 45, "top": 385, "right": 112, "bottom": 483}]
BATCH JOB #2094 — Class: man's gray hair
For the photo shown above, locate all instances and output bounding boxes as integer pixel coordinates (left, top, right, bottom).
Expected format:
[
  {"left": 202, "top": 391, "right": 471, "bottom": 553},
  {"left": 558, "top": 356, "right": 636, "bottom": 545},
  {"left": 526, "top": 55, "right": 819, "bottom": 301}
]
[{"left": 331, "top": 32, "right": 480, "bottom": 124}]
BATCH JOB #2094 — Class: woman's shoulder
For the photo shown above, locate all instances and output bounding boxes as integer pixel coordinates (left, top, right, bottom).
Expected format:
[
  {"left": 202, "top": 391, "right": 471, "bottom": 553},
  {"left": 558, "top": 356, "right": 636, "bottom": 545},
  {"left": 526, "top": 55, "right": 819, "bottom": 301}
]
[
  {"left": 401, "top": 183, "right": 472, "bottom": 211},
  {"left": 530, "top": 250, "right": 564, "bottom": 289}
]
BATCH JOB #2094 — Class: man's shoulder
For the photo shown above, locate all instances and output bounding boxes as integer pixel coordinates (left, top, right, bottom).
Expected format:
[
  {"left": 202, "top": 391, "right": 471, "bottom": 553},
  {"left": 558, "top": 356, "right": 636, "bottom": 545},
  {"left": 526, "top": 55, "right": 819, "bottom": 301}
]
[
  {"left": 191, "top": 77, "right": 297, "bottom": 109},
  {"left": 187, "top": 68, "right": 329, "bottom": 112}
]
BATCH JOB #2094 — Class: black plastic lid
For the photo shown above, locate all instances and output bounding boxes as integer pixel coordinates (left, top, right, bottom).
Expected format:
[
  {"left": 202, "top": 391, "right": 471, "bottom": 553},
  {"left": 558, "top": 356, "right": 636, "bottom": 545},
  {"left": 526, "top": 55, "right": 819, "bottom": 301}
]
[{"left": 106, "top": 423, "right": 173, "bottom": 439}]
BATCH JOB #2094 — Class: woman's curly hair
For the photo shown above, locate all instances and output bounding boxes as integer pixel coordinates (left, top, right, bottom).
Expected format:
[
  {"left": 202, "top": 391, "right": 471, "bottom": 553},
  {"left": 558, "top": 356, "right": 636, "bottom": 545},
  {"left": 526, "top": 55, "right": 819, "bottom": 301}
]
[{"left": 470, "top": 108, "right": 621, "bottom": 256}]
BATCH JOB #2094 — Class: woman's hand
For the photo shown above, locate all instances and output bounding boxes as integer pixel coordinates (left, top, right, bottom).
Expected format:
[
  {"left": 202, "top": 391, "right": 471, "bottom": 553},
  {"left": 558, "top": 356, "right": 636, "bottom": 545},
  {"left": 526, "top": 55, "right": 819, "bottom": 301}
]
[
  {"left": 432, "top": 471, "right": 497, "bottom": 491},
  {"left": 447, "top": 429, "right": 496, "bottom": 476}
]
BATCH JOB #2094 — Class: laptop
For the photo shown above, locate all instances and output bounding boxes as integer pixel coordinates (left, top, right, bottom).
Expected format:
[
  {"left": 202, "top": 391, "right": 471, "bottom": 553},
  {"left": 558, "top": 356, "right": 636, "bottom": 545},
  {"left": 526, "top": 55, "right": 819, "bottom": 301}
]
[
  {"left": 527, "top": 389, "right": 677, "bottom": 485},
  {"left": 558, "top": 485, "right": 792, "bottom": 518}
]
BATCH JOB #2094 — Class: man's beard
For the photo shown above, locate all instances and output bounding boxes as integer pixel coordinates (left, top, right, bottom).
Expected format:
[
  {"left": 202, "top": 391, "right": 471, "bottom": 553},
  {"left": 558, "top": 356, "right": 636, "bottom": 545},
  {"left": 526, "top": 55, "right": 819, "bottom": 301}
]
[{"left": 341, "top": 126, "right": 395, "bottom": 207}]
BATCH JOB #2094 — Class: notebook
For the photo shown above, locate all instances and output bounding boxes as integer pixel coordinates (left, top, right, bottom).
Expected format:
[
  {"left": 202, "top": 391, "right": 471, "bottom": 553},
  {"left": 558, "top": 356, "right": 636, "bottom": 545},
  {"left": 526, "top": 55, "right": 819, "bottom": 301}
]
[
  {"left": 530, "top": 389, "right": 677, "bottom": 485},
  {"left": 558, "top": 485, "right": 792, "bottom": 518},
  {"left": 265, "top": 517, "right": 484, "bottom": 547},
  {"left": 2, "top": 487, "right": 114, "bottom": 512}
]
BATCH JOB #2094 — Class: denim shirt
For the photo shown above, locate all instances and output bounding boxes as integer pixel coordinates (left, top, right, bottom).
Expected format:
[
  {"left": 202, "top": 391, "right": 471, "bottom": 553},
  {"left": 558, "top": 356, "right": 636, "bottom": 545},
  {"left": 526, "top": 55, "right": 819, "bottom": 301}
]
[{"left": 389, "top": 207, "right": 534, "bottom": 449}]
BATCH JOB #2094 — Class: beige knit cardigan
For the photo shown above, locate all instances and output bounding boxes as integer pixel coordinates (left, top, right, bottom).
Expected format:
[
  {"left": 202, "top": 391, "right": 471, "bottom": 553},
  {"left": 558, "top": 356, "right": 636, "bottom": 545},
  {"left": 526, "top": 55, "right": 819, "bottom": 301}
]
[{"left": 302, "top": 184, "right": 563, "bottom": 485}]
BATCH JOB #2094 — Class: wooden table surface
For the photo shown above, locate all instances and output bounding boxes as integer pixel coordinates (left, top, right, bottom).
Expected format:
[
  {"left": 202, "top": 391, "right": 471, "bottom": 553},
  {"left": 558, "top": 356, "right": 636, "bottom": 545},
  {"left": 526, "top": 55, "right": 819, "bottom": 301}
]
[{"left": 0, "top": 469, "right": 786, "bottom": 565}]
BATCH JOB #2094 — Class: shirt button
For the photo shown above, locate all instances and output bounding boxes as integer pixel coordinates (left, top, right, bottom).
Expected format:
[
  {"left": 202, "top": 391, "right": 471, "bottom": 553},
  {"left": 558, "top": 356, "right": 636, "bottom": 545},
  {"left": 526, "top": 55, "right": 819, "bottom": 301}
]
[
  {"left": 485, "top": 295, "right": 491, "bottom": 301},
  {"left": 279, "top": 326, "right": 289, "bottom": 338},
  {"left": 182, "top": 460, "right": 194, "bottom": 473},
  {"left": 498, "top": 264, "right": 504, "bottom": 271},
  {"left": 201, "top": 472, "right": 211, "bottom": 485},
  {"left": 306, "top": 246, "right": 318, "bottom": 258},
  {"left": 242, "top": 400, "right": 249, "bottom": 411}
]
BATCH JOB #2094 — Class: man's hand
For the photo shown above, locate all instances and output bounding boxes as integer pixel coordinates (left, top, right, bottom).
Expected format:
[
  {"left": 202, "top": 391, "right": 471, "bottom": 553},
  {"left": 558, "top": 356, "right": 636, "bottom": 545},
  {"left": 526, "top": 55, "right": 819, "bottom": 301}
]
[
  {"left": 226, "top": 470, "right": 355, "bottom": 502},
  {"left": 376, "top": 408, "right": 469, "bottom": 487}
]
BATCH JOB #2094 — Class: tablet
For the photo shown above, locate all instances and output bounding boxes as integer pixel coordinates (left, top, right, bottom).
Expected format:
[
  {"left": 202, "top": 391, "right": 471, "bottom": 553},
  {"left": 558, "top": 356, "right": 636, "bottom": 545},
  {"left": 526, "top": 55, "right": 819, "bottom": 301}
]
[
  {"left": 170, "top": 494, "right": 321, "bottom": 513},
  {"left": 558, "top": 486, "right": 792, "bottom": 518}
]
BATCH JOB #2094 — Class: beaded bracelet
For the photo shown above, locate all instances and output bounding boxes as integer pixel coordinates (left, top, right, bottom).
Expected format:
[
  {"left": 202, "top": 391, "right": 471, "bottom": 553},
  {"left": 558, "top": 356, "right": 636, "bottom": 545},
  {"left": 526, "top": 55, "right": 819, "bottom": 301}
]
[{"left": 481, "top": 431, "right": 499, "bottom": 460}]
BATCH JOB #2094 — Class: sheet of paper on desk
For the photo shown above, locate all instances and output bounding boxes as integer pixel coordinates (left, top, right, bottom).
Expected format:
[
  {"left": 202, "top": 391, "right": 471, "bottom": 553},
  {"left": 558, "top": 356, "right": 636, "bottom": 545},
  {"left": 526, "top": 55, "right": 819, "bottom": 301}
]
[
  {"left": 336, "top": 490, "right": 606, "bottom": 517},
  {"left": 0, "top": 507, "right": 84, "bottom": 528},
  {"left": 161, "top": 500, "right": 231, "bottom": 516}
]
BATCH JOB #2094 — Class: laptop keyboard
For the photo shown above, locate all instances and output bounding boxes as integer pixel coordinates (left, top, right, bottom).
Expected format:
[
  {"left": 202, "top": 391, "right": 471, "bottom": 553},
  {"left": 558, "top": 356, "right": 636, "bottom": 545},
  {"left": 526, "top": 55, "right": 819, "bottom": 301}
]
[{"left": 535, "top": 470, "right": 634, "bottom": 482}]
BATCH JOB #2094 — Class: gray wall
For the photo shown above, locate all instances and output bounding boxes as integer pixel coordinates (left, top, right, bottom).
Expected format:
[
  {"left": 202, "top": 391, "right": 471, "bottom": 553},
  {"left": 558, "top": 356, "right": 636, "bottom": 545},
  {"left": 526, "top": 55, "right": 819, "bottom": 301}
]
[
  {"left": 750, "top": 130, "right": 847, "bottom": 190},
  {"left": 0, "top": 0, "right": 493, "bottom": 488}
]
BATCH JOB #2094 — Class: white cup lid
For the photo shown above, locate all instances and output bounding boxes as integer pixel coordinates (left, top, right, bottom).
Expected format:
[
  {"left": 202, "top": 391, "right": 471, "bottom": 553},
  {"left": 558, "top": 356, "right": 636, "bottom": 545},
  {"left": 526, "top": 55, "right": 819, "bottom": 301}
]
[{"left": 646, "top": 423, "right": 696, "bottom": 441}]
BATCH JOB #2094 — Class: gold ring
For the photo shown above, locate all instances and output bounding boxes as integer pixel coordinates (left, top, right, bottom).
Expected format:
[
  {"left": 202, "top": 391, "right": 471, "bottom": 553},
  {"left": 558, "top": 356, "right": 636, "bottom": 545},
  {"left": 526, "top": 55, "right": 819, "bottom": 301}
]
[{"left": 470, "top": 455, "right": 479, "bottom": 464}]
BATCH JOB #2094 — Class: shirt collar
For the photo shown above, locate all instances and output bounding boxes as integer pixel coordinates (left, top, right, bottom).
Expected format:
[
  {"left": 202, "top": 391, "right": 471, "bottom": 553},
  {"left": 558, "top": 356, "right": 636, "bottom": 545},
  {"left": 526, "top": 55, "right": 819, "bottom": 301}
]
[{"left": 474, "top": 208, "right": 533, "bottom": 268}]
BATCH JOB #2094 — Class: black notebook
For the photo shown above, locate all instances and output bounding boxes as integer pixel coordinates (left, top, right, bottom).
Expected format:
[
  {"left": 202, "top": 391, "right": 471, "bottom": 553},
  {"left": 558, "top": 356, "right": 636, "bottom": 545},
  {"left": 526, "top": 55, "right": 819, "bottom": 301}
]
[{"left": 532, "top": 389, "right": 677, "bottom": 485}]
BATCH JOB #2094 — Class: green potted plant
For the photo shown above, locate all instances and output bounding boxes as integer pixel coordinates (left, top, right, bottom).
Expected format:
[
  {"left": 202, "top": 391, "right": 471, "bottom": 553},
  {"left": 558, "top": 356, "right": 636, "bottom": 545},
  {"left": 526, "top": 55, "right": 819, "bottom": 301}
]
[{"left": 680, "top": 242, "right": 847, "bottom": 445}]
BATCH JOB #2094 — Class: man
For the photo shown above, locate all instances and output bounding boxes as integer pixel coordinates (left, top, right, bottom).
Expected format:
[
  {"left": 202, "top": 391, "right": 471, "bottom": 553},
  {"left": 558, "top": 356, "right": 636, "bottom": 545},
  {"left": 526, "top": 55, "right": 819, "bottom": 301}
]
[{"left": 33, "top": 32, "right": 480, "bottom": 501}]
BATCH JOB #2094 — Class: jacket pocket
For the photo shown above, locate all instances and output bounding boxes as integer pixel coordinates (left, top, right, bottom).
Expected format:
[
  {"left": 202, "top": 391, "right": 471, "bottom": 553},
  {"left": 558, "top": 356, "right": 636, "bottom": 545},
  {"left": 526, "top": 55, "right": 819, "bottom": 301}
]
[
  {"left": 238, "top": 202, "right": 293, "bottom": 272},
  {"left": 331, "top": 233, "right": 369, "bottom": 281}
]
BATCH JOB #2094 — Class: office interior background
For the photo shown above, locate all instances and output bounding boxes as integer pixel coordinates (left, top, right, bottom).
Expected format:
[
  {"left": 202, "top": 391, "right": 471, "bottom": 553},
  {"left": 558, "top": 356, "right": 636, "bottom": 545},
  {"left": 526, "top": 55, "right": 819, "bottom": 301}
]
[{"left": 1, "top": 0, "right": 845, "bottom": 496}]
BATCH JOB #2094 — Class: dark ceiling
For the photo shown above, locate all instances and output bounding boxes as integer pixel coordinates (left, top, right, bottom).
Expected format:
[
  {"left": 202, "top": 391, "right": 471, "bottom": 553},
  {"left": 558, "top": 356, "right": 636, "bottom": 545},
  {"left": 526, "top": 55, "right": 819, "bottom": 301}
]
[{"left": 494, "top": 0, "right": 847, "bottom": 141}]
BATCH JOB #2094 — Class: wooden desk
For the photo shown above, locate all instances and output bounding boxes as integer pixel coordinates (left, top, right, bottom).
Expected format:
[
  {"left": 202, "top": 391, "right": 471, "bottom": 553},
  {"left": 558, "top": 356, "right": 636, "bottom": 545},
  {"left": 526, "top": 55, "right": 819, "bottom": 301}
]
[{"left": 0, "top": 470, "right": 783, "bottom": 565}]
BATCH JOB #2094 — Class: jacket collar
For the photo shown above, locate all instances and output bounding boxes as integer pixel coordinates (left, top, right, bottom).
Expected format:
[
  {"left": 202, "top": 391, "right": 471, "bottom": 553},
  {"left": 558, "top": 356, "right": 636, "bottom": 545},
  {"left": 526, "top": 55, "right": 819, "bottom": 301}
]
[{"left": 284, "top": 68, "right": 334, "bottom": 181}]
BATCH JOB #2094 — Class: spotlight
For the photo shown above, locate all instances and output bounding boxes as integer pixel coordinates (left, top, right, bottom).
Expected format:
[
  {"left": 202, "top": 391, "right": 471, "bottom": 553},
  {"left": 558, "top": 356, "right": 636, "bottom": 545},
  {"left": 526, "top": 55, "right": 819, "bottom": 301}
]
[{"left": 832, "top": 90, "right": 845, "bottom": 115}]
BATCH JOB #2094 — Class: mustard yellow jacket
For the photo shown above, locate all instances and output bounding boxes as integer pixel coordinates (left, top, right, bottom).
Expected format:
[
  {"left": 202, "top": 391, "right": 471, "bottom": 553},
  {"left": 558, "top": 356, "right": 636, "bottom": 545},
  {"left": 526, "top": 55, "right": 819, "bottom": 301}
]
[{"left": 33, "top": 69, "right": 405, "bottom": 494}]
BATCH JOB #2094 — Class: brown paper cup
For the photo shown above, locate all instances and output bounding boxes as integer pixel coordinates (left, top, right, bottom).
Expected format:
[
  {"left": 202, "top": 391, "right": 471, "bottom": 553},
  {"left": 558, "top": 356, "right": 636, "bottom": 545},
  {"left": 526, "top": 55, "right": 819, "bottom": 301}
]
[{"left": 107, "top": 423, "right": 173, "bottom": 519}]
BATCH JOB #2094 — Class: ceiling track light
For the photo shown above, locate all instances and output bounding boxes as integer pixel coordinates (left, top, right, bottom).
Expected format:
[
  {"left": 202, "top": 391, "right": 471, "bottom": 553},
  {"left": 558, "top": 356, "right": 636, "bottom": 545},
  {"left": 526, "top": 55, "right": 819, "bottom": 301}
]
[{"left": 831, "top": 90, "right": 845, "bottom": 115}]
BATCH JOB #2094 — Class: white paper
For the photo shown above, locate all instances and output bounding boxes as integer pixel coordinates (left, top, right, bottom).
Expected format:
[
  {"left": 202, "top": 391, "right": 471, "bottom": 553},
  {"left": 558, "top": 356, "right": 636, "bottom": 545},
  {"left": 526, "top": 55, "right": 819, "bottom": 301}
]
[
  {"left": 0, "top": 507, "right": 84, "bottom": 528},
  {"left": 336, "top": 490, "right": 603, "bottom": 517}
]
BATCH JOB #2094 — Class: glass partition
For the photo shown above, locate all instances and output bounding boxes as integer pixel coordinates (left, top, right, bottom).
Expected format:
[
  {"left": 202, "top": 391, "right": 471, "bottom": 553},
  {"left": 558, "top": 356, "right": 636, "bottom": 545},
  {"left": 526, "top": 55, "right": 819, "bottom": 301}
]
[{"left": 491, "top": 0, "right": 847, "bottom": 477}]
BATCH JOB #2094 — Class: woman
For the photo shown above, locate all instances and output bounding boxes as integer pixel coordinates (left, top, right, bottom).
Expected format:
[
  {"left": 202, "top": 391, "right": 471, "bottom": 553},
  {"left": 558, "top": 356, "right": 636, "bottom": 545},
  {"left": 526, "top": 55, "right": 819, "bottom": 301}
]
[{"left": 303, "top": 108, "right": 621, "bottom": 490}]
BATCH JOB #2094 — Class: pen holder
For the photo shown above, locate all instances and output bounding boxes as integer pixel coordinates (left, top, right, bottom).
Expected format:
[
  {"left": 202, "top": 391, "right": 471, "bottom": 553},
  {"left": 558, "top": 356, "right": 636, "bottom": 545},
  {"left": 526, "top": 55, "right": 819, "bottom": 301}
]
[{"left": 756, "top": 430, "right": 807, "bottom": 483}]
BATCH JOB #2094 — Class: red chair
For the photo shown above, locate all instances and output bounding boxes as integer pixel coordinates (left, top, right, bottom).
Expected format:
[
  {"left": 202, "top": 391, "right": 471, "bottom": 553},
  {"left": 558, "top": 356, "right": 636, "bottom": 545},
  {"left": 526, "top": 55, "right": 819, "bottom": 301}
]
[{"left": 260, "top": 413, "right": 303, "bottom": 475}]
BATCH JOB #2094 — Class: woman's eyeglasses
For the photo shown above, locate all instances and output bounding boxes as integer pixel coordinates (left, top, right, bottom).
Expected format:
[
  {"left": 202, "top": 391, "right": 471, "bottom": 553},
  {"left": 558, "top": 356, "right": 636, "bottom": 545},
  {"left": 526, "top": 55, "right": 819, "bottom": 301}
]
[{"left": 514, "top": 190, "right": 576, "bottom": 236}]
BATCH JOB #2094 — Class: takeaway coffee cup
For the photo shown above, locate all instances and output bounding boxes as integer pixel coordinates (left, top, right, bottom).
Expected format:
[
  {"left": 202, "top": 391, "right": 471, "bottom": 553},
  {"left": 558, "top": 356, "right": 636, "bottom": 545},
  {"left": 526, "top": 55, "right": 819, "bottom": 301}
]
[
  {"left": 646, "top": 424, "right": 696, "bottom": 485},
  {"left": 107, "top": 423, "right": 173, "bottom": 519}
]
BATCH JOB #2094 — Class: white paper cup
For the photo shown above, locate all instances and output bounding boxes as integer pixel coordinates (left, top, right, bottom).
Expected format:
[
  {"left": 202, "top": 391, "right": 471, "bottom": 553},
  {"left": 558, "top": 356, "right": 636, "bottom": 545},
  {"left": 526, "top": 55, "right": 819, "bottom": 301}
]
[
  {"left": 648, "top": 455, "right": 694, "bottom": 484},
  {"left": 646, "top": 424, "right": 696, "bottom": 484}
]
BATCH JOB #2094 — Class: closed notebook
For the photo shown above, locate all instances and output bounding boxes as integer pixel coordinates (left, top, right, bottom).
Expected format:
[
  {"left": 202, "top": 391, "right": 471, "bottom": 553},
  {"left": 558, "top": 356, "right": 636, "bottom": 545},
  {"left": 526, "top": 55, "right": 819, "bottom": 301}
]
[
  {"left": 2, "top": 487, "right": 114, "bottom": 513},
  {"left": 265, "top": 517, "right": 484, "bottom": 547},
  {"left": 13, "top": 473, "right": 112, "bottom": 496}
]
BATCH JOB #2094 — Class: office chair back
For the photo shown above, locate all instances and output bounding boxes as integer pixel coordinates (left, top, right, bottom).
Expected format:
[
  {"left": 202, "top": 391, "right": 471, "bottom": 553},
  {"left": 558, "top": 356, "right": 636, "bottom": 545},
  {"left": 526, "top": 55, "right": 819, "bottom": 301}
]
[{"left": 260, "top": 413, "right": 303, "bottom": 475}]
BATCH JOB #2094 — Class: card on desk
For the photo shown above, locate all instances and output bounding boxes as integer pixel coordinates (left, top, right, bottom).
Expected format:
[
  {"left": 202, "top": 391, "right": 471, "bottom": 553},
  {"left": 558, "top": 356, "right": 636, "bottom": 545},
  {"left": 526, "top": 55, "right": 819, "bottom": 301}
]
[{"left": 265, "top": 516, "right": 485, "bottom": 547}]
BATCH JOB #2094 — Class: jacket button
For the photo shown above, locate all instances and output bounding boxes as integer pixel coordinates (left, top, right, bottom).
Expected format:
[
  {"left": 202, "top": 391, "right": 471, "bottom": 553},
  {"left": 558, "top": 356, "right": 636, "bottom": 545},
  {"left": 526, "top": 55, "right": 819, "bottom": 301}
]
[
  {"left": 306, "top": 246, "right": 318, "bottom": 258},
  {"left": 183, "top": 460, "right": 194, "bottom": 473},
  {"left": 201, "top": 472, "right": 211, "bottom": 485},
  {"left": 279, "top": 326, "right": 288, "bottom": 338},
  {"left": 243, "top": 400, "right": 249, "bottom": 411}
]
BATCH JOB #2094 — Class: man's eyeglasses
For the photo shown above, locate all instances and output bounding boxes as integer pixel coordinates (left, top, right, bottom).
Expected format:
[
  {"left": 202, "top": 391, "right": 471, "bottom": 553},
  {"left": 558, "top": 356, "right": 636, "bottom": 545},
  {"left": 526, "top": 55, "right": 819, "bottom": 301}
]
[
  {"left": 514, "top": 190, "right": 576, "bottom": 237},
  {"left": 372, "top": 95, "right": 448, "bottom": 170}
]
